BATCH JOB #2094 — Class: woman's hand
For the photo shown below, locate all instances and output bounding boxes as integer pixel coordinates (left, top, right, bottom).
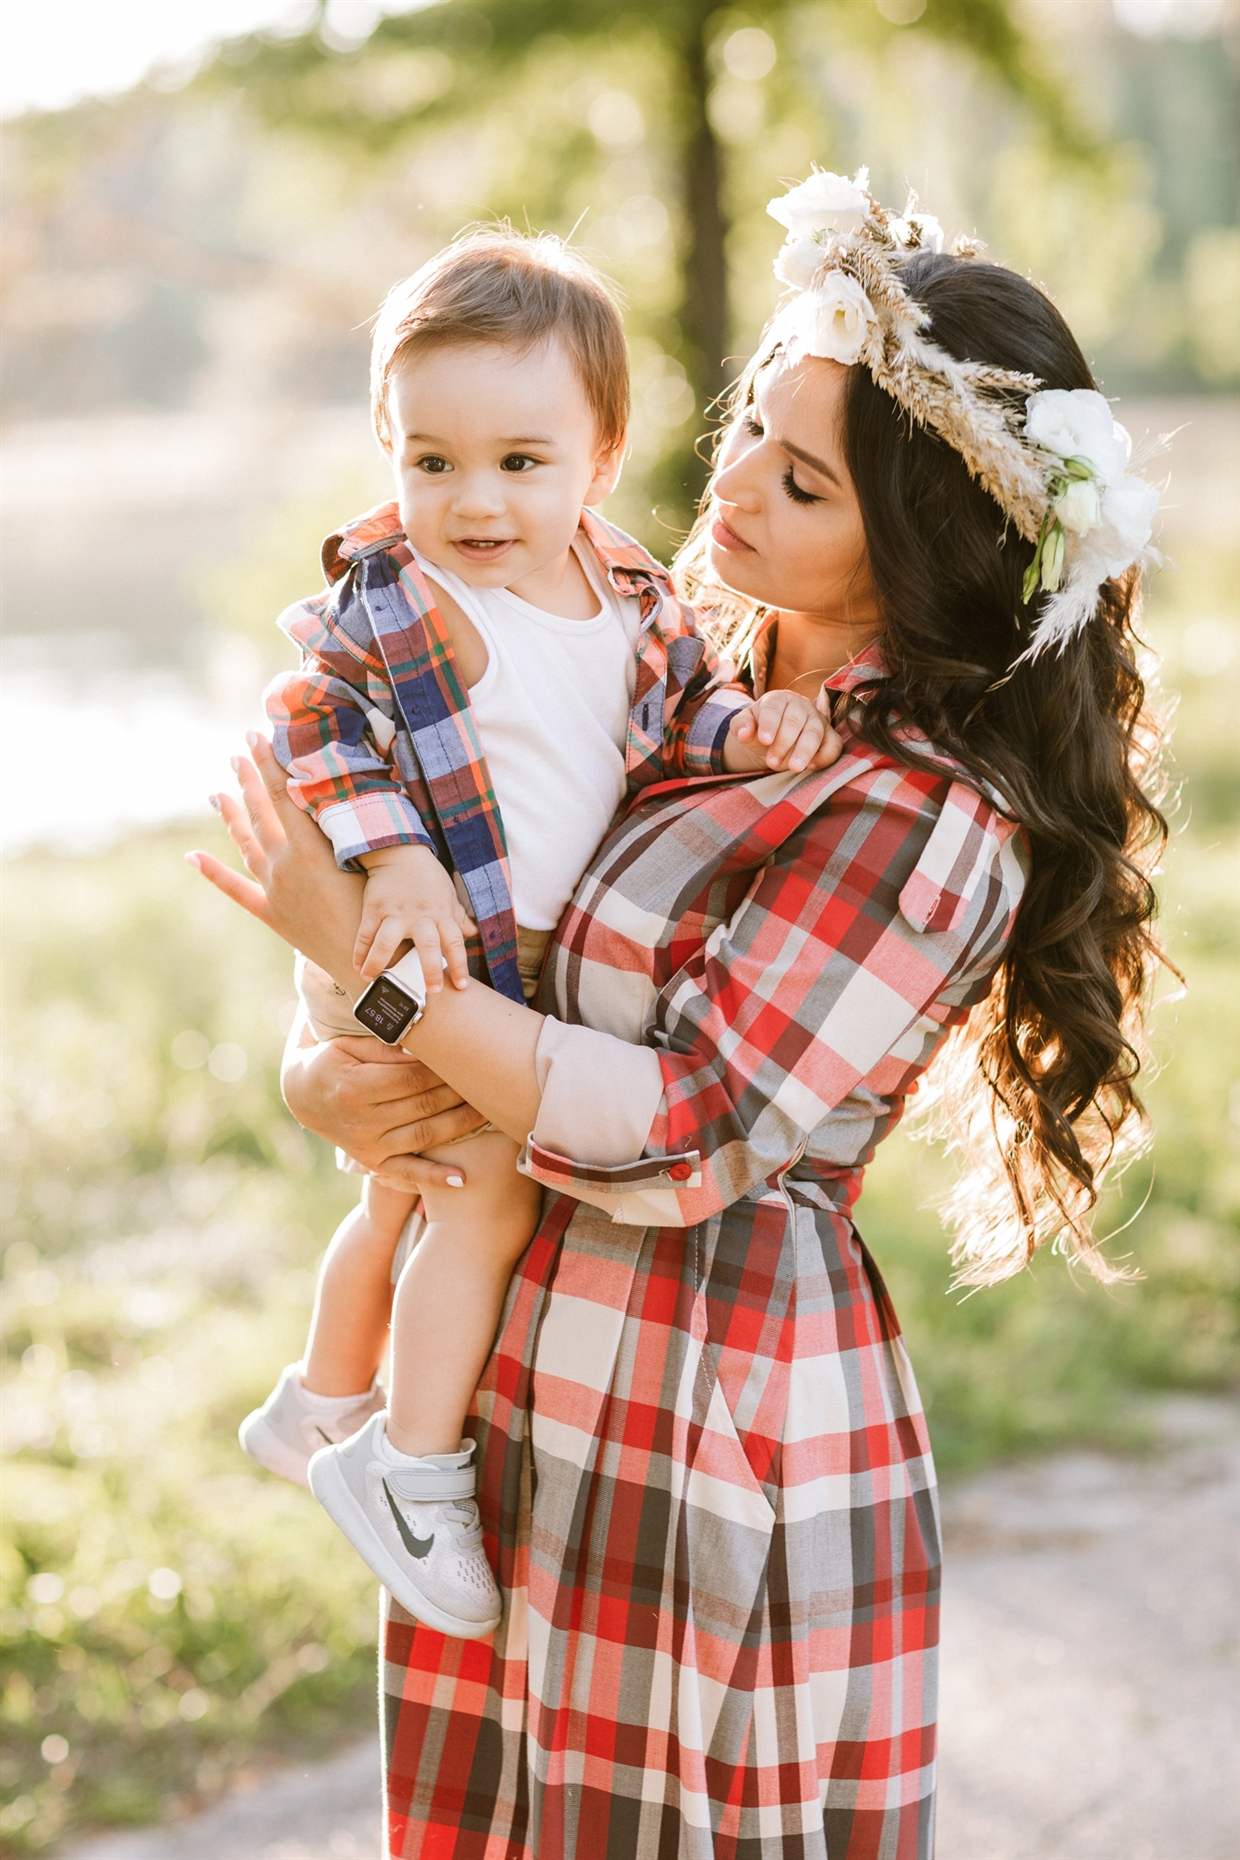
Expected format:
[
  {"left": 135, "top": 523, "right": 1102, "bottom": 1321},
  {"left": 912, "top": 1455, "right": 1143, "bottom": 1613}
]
[
  {"left": 191, "top": 730, "right": 544, "bottom": 1150},
  {"left": 281, "top": 1017, "right": 489, "bottom": 1192},
  {"left": 188, "top": 734, "right": 366, "bottom": 994}
]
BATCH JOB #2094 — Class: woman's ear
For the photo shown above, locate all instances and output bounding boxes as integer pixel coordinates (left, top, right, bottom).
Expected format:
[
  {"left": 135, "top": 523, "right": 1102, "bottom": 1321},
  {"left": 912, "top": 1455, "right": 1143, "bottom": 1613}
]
[{"left": 584, "top": 436, "right": 627, "bottom": 507}]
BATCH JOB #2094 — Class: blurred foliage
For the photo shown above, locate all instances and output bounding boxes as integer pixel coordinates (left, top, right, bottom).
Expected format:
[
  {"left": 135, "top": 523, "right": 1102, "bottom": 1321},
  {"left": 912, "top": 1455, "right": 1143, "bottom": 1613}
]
[
  {"left": 3, "top": 2, "right": 1236, "bottom": 544},
  {"left": 191, "top": 0, "right": 1069, "bottom": 501},
  {"left": 0, "top": 846, "right": 369, "bottom": 1852},
  {"left": 1, "top": 522, "right": 1237, "bottom": 1849}
]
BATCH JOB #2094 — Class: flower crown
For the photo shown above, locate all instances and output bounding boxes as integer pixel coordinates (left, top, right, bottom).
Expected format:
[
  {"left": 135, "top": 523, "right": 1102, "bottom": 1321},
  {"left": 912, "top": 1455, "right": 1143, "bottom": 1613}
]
[{"left": 766, "top": 169, "right": 1160, "bottom": 664}]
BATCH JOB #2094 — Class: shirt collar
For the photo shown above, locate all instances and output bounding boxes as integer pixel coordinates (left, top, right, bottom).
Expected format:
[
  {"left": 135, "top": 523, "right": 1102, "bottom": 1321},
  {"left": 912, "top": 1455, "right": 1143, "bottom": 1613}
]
[
  {"left": 749, "top": 613, "right": 887, "bottom": 699},
  {"left": 578, "top": 507, "right": 667, "bottom": 595},
  {"left": 323, "top": 501, "right": 405, "bottom": 580}
]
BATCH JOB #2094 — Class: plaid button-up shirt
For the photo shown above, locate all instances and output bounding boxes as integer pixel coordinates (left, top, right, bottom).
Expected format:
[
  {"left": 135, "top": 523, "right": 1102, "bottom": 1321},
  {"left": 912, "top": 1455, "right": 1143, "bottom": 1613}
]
[{"left": 267, "top": 503, "right": 743, "bottom": 1003}]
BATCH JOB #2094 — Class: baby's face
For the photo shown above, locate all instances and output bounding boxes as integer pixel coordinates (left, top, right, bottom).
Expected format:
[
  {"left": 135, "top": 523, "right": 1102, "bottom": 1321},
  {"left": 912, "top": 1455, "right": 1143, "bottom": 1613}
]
[{"left": 385, "top": 337, "right": 622, "bottom": 589}]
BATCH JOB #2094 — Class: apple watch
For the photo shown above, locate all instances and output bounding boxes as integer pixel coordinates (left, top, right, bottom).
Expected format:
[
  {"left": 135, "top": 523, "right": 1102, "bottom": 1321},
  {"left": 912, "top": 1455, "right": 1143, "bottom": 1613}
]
[{"left": 352, "top": 949, "right": 431, "bottom": 1045}]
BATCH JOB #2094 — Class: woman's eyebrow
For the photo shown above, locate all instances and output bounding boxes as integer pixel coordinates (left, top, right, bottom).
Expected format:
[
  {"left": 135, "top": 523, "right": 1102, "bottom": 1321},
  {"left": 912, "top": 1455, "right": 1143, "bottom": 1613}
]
[{"left": 779, "top": 438, "right": 842, "bottom": 489}]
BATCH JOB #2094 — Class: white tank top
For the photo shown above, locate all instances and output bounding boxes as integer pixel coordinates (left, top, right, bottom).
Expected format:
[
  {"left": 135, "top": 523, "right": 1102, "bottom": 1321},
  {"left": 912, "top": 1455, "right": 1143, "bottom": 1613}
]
[{"left": 414, "top": 540, "right": 642, "bottom": 932}]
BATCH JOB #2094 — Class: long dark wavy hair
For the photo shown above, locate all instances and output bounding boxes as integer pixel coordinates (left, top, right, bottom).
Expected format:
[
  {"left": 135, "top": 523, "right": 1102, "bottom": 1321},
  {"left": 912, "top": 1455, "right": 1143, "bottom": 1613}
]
[{"left": 679, "top": 253, "right": 1170, "bottom": 1283}]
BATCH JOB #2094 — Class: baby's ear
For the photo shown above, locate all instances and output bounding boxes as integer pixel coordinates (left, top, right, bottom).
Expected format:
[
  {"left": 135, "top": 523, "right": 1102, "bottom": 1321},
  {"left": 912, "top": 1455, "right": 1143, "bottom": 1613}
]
[{"left": 586, "top": 435, "right": 627, "bottom": 505}]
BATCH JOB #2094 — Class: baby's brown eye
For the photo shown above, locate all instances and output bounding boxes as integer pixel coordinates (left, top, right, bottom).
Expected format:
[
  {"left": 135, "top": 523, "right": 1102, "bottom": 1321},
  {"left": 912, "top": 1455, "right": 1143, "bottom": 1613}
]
[{"left": 501, "top": 454, "right": 537, "bottom": 472}]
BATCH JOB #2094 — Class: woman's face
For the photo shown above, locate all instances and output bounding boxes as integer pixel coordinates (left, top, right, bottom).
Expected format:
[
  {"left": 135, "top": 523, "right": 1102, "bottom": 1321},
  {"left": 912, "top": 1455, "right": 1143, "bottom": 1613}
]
[{"left": 707, "top": 352, "right": 878, "bottom": 635}]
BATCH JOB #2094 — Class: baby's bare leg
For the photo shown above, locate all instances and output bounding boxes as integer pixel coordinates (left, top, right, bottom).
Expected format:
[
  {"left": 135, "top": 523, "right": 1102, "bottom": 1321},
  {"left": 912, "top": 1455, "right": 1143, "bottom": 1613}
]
[
  {"left": 303, "top": 1177, "right": 417, "bottom": 1397},
  {"left": 386, "top": 1131, "right": 541, "bottom": 1457}
]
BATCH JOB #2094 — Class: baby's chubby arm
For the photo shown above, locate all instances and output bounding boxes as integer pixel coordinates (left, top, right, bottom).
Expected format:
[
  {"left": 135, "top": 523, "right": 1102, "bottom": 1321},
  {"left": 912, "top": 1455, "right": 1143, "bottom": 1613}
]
[
  {"left": 722, "top": 689, "right": 842, "bottom": 775},
  {"left": 355, "top": 845, "right": 475, "bottom": 992}
]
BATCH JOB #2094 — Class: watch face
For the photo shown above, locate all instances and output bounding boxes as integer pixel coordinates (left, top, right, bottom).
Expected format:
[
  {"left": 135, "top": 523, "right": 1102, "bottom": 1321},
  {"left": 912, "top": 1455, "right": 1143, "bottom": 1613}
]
[{"left": 353, "top": 976, "right": 419, "bottom": 1043}]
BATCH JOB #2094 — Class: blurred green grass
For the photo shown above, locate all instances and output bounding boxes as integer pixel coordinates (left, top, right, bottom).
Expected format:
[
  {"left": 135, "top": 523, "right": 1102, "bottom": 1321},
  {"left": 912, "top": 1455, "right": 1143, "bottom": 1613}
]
[{"left": 1, "top": 549, "right": 1237, "bottom": 1851}]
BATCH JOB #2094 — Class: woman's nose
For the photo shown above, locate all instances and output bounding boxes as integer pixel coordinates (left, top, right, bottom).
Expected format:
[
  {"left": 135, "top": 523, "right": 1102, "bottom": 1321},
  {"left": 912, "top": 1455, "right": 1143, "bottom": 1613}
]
[{"left": 713, "top": 454, "right": 761, "bottom": 514}]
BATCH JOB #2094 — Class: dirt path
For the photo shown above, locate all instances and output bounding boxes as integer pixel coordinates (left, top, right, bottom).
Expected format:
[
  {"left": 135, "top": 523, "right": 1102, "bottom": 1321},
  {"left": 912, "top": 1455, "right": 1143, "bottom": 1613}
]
[{"left": 65, "top": 1396, "right": 1238, "bottom": 1859}]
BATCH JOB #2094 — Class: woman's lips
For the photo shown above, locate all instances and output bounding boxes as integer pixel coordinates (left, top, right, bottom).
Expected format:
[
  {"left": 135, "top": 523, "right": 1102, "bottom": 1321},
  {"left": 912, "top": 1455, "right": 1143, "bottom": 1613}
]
[
  {"left": 451, "top": 537, "right": 515, "bottom": 563},
  {"left": 710, "top": 514, "right": 753, "bottom": 553}
]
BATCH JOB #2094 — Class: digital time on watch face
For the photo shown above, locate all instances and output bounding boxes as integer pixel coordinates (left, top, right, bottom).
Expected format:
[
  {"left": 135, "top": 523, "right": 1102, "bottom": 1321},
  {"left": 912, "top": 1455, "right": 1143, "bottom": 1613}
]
[{"left": 354, "top": 976, "right": 419, "bottom": 1042}]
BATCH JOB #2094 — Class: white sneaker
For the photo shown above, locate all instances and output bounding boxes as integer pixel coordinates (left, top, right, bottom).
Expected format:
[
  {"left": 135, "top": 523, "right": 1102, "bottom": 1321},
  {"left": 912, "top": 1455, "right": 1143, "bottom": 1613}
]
[
  {"left": 239, "top": 1364, "right": 385, "bottom": 1490},
  {"left": 307, "top": 1415, "right": 501, "bottom": 1639}
]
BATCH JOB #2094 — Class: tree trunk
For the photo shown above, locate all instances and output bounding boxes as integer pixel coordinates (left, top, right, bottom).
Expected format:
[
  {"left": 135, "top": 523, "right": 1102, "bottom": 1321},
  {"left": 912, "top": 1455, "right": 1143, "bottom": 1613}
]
[{"left": 677, "top": 6, "right": 731, "bottom": 505}]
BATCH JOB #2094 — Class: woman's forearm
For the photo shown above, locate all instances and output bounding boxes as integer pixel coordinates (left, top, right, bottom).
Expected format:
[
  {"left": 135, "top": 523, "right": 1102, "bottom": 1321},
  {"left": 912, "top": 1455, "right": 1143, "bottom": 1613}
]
[
  {"left": 396, "top": 979, "right": 544, "bottom": 1146},
  {"left": 283, "top": 946, "right": 543, "bottom": 1151}
]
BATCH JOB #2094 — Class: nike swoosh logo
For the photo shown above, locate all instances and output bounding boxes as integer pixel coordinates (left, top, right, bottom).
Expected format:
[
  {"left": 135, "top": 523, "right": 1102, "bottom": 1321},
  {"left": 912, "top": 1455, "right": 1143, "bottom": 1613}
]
[{"left": 383, "top": 1480, "right": 433, "bottom": 1558}]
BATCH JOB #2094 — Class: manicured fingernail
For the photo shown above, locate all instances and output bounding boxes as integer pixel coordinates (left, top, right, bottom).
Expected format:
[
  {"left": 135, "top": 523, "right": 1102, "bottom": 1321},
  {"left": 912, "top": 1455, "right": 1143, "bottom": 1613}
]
[
  {"left": 246, "top": 730, "right": 259, "bottom": 748},
  {"left": 229, "top": 756, "right": 241, "bottom": 773},
  {"left": 208, "top": 793, "right": 221, "bottom": 811},
  {"left": 184, "top": 853, "right": 202, "bottom": 870},
  {"left": 446, "top": 1175, "right": 465, "bottom": 1188}
]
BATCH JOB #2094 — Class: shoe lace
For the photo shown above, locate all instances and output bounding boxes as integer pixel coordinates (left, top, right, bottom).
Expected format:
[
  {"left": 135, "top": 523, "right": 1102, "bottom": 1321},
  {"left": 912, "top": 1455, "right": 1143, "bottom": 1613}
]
[{"left": 442, "top": 1502, "right": 484, "bottom": 1553}]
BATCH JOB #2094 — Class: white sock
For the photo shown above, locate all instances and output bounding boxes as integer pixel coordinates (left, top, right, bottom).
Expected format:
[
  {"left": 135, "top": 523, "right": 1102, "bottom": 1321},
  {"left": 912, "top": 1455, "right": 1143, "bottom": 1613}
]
[
  {"left": 296, "top": 1368, "right": 376, "bottom": 1414},
  {"left": 375, "top": 1427, "right": 472, "bottom": 1472}
]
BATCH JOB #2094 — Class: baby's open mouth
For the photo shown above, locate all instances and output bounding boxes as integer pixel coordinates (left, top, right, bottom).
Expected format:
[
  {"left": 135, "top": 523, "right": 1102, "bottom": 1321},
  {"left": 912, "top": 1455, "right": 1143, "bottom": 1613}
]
[{"left": 453, "top": 537, "right": 513, "bottom": 553}]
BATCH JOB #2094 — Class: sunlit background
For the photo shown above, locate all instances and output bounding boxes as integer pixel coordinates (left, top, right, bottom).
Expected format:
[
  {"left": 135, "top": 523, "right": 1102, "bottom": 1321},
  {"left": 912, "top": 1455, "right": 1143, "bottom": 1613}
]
[{"left": 2, "top": 0, "right": 1237, "bottom": 1849}]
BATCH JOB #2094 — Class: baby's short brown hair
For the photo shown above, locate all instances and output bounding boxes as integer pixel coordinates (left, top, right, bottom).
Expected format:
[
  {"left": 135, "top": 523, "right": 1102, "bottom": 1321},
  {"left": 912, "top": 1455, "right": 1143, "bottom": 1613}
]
[{"left": 371, "top": 227, "right": 629, "bottom": 454}]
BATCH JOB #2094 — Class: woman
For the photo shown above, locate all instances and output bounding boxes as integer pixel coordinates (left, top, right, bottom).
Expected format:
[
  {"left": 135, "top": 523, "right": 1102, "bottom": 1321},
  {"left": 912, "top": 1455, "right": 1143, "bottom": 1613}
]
[{"left": 196, "top": 179, "right": 1166, "bottom": 1858}]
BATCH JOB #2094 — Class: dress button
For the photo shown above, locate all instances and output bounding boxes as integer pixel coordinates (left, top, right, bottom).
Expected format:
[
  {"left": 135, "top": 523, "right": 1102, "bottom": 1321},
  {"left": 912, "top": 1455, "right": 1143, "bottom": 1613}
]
[{"left": 668, "top": 1161, "right": 693, "bottom": 1182}]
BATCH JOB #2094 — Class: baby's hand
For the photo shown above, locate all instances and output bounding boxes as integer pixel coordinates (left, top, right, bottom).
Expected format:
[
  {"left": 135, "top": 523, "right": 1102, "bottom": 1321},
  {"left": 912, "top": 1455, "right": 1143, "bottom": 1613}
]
[
  {"left": 722, "top": 690, "right": 843, "bottom": 775},
  {"left": 355, "top": 845, "right": 475, "bottom": 992}
]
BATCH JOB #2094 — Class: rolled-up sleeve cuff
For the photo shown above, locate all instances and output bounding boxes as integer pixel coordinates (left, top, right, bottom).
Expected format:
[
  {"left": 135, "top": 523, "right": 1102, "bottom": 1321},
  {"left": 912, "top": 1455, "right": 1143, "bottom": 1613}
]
[
  {"left": 316, "top": 795, "right": 436, "bottom": 872},
  {"left": 685, "top": 691, "right": 750, "bottom": 776},
  {"left": 518, "top": 1019, "right": 701, "bottom": 1225}
]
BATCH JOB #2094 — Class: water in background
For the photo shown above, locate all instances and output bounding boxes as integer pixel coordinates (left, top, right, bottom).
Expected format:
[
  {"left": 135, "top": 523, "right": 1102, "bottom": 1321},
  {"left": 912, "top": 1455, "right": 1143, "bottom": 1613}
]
[
  {"left": 1, "top": 405, "right": 390, "bottom": 855},
  {"left": 2, "top": 396, "right": 1235, "bottom": 856}
]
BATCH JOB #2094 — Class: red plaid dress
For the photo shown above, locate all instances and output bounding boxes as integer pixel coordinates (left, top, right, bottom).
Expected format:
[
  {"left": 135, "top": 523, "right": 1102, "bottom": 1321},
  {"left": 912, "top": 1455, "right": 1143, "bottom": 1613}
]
[{"left": 380, "top": 648, "right": 1028, "bottom": 1859}]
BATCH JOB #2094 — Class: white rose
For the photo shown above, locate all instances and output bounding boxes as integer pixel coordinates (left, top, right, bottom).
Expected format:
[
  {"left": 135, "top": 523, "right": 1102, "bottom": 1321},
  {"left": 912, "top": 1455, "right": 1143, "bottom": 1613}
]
[
  {"left": 1093, "top": 475, "right": 1159, "bottom": 577},
  {"left": 781, "top": 271, "right": 876, "bottom": 366},
  {"left": 774, "top": 236, "right": 824, "bottom": 291},
  {"left": 767, "top": 167, "right": 871, "bottom": 243},
  {"left": 1054, "top": 478, "right": 1102, "bottom": 536},
  {"left": 889, "top": 212, "right": 945, "bottom": 255},
  {"left": 1025, "top": 389, "right": 1128, "bottom": 483}
]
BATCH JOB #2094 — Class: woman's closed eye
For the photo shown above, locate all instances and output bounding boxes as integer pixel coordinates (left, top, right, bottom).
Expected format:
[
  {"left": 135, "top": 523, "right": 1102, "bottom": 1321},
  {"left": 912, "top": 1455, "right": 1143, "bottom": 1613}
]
[{"left": 782, "top": 465, "right": 821, "bottom": 507}]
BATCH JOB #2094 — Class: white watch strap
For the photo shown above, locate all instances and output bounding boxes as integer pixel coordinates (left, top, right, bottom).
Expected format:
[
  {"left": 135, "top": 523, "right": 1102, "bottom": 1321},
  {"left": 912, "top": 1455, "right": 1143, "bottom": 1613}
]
[
  {"left": 384, "top": 948, "right": 448, "bottom": 1003},
  {"left": 385, "top": 948, "right": 429, "bottom": 1003}
]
